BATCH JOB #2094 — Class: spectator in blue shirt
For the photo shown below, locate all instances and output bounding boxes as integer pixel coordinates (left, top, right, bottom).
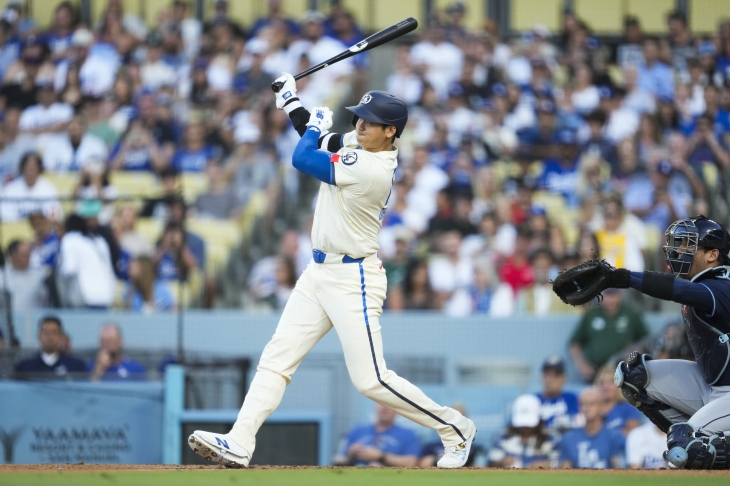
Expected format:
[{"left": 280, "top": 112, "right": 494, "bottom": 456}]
[
  {"left": 333, "top": 404, "right": 421, "bottom": 467},
  {"left": 595, "top": 365, "right": 641, "bottom": 436},
  {"left": 538, "top": 129, "right": 580, "bottom": 206},
  {"left": 559, "top": 387, "right": 625, "bottom": 469},
  {"left": 28, "top": 211, "right": 60, "bottom": 269},
  {"left": 89, "top": 323, "right": 146, "bottom": 381},
  {"left": 171, "top": 121, "right": 219, "bottom": 173},
  {"left": 537, "top": 356, "right": 579, "bottom": 434},
  {"left": 124, "top": 256, "right": 175, "bottom": 313},
  {"left": 637, "top": 38, "right": 674, "bottom": 101},
  {"left": 40, "top": 1, "right": 76, "bottom": 64},
  {"left": 14, "top": 316, "right": 87, "bottom": 379}
]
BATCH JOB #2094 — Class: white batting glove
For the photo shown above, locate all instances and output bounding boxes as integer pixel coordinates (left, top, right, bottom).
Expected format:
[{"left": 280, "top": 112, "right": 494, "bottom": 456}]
[
  {"left": 306, "top": 107, "right": 333, "bottom": 132},
  {"left": 274, "top": 72, "right": 297, "bottom": 110}
]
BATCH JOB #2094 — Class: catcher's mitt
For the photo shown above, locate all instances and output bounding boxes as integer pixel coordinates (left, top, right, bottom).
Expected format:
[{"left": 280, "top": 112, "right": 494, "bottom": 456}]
[{"left": 551, "top": 259, "right": 630, "bottom": 306}]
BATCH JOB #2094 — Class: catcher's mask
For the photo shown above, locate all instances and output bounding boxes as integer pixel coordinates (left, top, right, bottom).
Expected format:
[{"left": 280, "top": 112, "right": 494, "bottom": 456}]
[{"left": 663, "top": 216, "right": 730, "bottom": 277}]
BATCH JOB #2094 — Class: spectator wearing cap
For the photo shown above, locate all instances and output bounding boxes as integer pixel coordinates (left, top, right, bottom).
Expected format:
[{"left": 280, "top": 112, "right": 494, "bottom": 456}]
[
  {"left": 488, "top": 394, "right": 555, "bottom": 468},
  {"left": 537, "top": 129, "right": 580, "bottom": 207},
  {"left": 39, "top": 112, "right": 108, "bottom": 172},
  {"left": 558, "top": 387, "right": 625, "bottom": 469},
  {"left": 519, "top": 99, "right": 559, "bottom": 160},
  {"left": 624, "top": 158, "right": 691, "bottom": 233},
  {"left": 637, "top": 38, "right": 673, "bottom": 101},
  {"left": 569, "top": 289, "right": 648, "bottom": 383},
  {"left": 409, "top": 22, "right": 463, "bottom": 101},
  {"left": 613, "top": 16, "right": 644, "bottom": 68},
  {"left": 140, "top": 30, "right": 177, "bottom": 91},
  {"left": 19, "top": 76, "right": 72, "bottom": 147},
  {"left": 0, "top": 152, "right": 62, "bottom": 222},
  {"left": 536, "top": 356, "right": 579, "bottom": 435},
  {"left": 234, "top": 37, "right": 272, "bottom": 95},
  {"left": 579, "top": 110, "right": 618, "bottom": 171},
  {"left": 517, "top": 248, "right": 575, "bottom": 315}
]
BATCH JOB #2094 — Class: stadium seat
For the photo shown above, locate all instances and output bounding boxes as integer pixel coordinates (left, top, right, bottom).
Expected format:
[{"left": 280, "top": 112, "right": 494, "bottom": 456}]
[
  {"left": 110, "top": 171, "right": 159, "bottom": 199},
  {"left": 44, "top": 173, "right": 78, "bottom": 198},
  {"left": 186, "top": 218, "right": 240, "bottom": 248},
  {"left": 627, "top": 0, "right": 673, "bottom": 34},
  {"left": 689, "top": 0, "right": 730, "bottom": 34},
  {"left": 574, "top": 0, "right": 622, "bottom": 34},
  {"left": 180, "top": 173, "right": 208, "bottom": 204},
  {"left": 205, "top": 240, "right": 232, "bottom": 276},
  {"left": 143, "top": 0, "right": 170, "bottom": 27},
  {"left": 135, "top": 218, "right": 164, "bottom": 245},
  {"left": 0, "top": 220, "right": 34, "bottom": 248},
  {"left": 166, "top": 268, "right": 203, "bottom": 308},
  {"left": 511, "top": 0, "right": 562, "bottom": 33}
]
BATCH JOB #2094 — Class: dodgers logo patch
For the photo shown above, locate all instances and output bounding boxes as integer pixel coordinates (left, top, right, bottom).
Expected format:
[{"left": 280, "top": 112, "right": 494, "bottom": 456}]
[
  {"left": 342, "top": 152, "right": 358, "bottom": 165},
  {"left": 283, "top": 91, "right": 292, "bottom": 100},
  {"left": 359, "top": 94, "right": 372, "bottom": 105}
]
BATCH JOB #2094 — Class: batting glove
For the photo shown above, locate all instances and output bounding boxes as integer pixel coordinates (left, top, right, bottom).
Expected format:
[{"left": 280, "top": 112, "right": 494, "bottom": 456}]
[
  {"left": 306, "top": 107, "right": 333, "bottom": 132},
  {"left": 274, "top": 72, "right": 298, "bottom": 110}
]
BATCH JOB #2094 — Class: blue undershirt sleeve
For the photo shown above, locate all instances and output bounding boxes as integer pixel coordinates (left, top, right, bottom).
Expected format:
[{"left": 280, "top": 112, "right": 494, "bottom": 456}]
[{"left": 292, "top": 127, "right": 334, "bottom": 185}]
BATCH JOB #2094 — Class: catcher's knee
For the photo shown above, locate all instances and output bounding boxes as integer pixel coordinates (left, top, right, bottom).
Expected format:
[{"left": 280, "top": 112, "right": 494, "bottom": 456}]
[
  {"left": 665, "top": 423, "right": 726, "bottom": 469},
  {"left": 614, "top": 352, "right": 674, "bottom": 432}
]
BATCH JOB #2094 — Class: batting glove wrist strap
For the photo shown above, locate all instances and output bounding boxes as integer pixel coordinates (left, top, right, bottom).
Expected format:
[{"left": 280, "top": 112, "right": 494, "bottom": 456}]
[{"left": 283, "top": 98, "right": 302, "bottom": 114}]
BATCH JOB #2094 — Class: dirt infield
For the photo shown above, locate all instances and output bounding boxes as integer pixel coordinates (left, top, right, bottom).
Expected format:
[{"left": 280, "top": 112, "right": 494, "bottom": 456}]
[{"left": 2, "top": 464, "right": 730, "bottom": 476}]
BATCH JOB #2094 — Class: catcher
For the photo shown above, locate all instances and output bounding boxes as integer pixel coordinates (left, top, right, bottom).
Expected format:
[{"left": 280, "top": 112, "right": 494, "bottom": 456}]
[{"left": 553, "top": 215, "right": 730, "bottom": 470}]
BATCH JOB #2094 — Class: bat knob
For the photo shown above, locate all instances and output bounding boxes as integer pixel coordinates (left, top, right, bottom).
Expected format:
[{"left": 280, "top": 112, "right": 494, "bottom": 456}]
[{"left": 271, "top": 81, "right": 284, "bottom": 93}]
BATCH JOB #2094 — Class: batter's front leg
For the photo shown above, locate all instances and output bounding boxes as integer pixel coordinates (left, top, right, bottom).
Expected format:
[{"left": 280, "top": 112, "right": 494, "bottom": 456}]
[
  {"left": 229, "top": 266, "right": 333, "bottom": 456},
  {"left": 320, "top": 261, "right": 474, "bottom": 448}
]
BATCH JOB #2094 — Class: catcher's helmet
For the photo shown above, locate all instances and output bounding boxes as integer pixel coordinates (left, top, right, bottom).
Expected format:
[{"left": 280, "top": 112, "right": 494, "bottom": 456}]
[
  {"left": 345, "top": 91, "right": 408, "bottom": 138},
  {"left": 663, "top": 215, "right": 730, "bottom": 276}
]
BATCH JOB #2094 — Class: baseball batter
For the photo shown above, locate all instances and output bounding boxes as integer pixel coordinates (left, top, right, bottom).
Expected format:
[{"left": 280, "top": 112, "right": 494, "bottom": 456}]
[
  {"left": 188, "top": 73, "right": 475, "bottom": 468},
  {"left": 555, "top": 215, "right": 730, "bottom": 469}
]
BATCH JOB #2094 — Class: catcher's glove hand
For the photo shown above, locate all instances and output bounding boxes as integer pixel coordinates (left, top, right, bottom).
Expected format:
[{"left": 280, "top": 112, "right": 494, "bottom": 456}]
[{"left": 551, "top": 259, "right": 631, "bottom": 306}]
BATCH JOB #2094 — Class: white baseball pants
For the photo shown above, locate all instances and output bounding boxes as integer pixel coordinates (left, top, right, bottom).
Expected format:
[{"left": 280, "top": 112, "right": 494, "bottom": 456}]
[{"left": 229, "top": 253, "right": 473, "bottom": 455}]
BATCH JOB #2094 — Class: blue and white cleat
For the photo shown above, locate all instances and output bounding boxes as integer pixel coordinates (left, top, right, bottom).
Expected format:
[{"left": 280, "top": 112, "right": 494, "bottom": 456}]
[
  {"left": 436, "top": 420, "right": 477, "bottom": 468},
  {"left": 188, "top": 430, "right": 250, "bottom": 468}
]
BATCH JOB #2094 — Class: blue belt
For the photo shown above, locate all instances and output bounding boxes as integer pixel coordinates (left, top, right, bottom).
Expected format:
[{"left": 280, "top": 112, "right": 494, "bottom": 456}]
[{"left": 312, "top": 249, "right": 364, "bottom": 264}]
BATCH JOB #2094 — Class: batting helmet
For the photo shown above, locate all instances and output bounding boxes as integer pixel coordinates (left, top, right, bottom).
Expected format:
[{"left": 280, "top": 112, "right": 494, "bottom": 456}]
[
  {"left": 664, "top": 215, "right": 730, "bottom": 276},
  {"left": 345, "top": 91, "right": 408, "bottom": 138}
]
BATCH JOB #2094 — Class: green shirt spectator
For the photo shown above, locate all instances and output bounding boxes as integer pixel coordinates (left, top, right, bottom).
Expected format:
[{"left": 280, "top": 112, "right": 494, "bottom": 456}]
[{"left": 569, "top": 289, "right": 648, "bottom": 383}]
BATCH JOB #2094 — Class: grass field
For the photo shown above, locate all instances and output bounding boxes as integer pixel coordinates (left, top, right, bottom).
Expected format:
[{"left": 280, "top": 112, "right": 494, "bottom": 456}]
[{"left": 3, "top": 466, "right": 730, "bottom": 486}]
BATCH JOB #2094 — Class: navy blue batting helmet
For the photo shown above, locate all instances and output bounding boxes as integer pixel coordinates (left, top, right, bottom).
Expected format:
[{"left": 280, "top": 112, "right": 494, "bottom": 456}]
[
  {"left": 664, "top": 215, "right": 730, "bottom": 276},
  {"left": 345, "top": 91, "right": 408, "bottom": 138}
]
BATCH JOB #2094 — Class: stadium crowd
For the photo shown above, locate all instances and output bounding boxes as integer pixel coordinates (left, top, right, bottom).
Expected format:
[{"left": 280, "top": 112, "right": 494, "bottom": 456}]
[{"left": 0, "top": 0, "right": 727, "bottom": 319}]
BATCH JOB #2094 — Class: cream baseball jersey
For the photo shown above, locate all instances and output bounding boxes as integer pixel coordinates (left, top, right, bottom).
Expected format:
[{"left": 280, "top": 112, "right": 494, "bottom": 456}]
[{"left": 310, "top": 130, "right": 397, "bottom": 258}]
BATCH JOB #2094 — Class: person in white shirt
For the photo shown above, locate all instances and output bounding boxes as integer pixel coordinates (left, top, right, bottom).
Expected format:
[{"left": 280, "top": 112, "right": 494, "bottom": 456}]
[
  {"left": 140, "top": 30, "right": 177, "bottom": 91},
  {"left": 39, "top": 113, "right": 108, "bottom": 172},
  {"left": 428, "top": 230, "right": 475, "bottom": 316},
  {"left": 172, "top": 0, "right": 201, "bottom": 62},
  {"left": 58, "top": 213, "right": 115, "bottom": 308},
  {"left": 626, "top": 422, "right": 668, "bottom": 469},
  {"left": 409, "top": 23, "right": 463, "bottom": 101},
  {"left": 0, "top": 152, "right": 63, "bottom": 222},
  {"left": 19, "top": 78, "right": 73, "bottom": 147}
]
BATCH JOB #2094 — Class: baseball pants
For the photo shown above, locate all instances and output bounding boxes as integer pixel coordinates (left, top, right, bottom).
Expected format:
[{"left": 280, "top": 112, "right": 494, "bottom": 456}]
[
  {"left": 229, "top": 253, "right": 473, "bottom": 455},
  {"left": 646, "top": 359, "right": 730, "bottom": 434}
]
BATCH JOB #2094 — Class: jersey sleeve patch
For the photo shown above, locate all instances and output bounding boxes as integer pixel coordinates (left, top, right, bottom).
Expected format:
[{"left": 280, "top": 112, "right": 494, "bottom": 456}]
[
  {"left": 330, "top": 153, "right": 340, "bottom": 163},
  {"left": 341, "top": 152, "right": 358, "bottom": 165}
]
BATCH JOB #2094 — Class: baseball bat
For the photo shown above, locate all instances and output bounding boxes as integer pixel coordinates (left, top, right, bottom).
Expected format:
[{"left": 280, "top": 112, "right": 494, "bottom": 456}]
[{"left": 271, "top": 17, "right": 418, "bottom": 93}]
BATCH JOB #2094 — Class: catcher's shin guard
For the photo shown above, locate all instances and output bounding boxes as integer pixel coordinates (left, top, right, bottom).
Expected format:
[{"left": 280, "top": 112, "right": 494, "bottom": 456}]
[
  {"left": 665, "top": 423, "right": 717, "bottom": 469},
  {"left": 614, "top": 352, "right": 674, "bottom": 432},
  {"left": 708, "top": 433, "right": 730, "bottom": 469}
]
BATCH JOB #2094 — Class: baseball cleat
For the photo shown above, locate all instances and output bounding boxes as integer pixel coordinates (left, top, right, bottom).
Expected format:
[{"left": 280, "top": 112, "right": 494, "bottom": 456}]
[
  {"left": 436, "top": 420, "right": 476, "bottom": 468},
  {"left": 188, "top": 430, "right": 250, "bottom": 468}
]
